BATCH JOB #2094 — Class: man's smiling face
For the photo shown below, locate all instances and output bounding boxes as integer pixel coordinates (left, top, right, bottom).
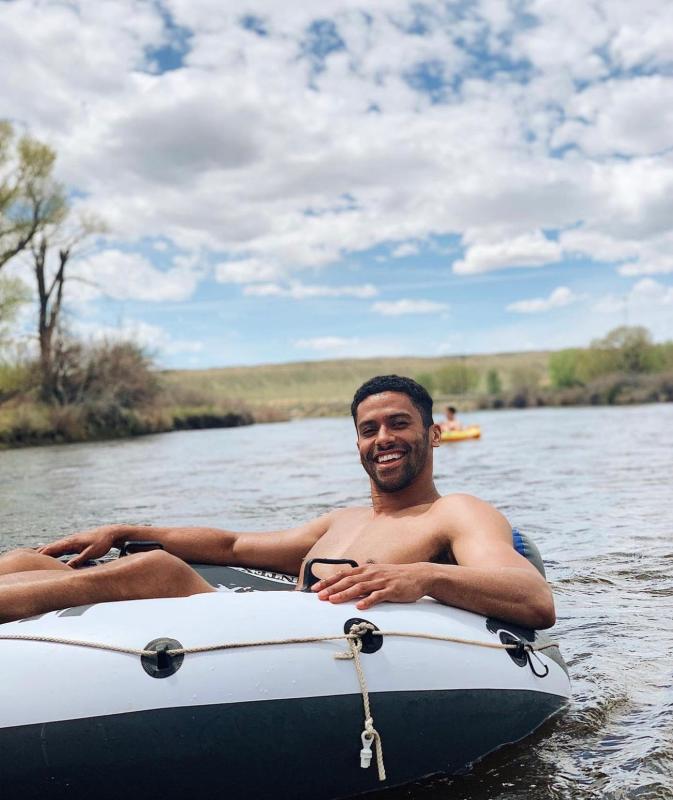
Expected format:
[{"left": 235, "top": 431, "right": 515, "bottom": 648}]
[{"left": 355, "top": 391, "right": 433, "bottom": 493}]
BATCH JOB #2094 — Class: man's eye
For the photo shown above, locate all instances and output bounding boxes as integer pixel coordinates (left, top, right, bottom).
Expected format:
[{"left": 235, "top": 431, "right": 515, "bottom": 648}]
[{"left": 360, "top": 428, "right": 376, "bottom": 436}]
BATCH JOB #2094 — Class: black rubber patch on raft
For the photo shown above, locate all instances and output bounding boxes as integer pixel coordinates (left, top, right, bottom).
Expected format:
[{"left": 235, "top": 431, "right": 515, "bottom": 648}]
[{"left": 141, "top": 637, "right": 184, "bottom": 678}]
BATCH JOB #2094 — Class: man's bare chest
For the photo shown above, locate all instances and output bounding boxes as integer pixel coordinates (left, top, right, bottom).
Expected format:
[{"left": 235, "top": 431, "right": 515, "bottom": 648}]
[{"left": 302, "top": 513, "right": 446, "bottom": 579}]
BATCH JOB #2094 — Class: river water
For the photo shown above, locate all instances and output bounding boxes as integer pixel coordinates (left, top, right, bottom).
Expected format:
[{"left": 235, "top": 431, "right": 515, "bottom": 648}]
[{"left": 1, "top": 404, "right": 672, "bottom": 800}]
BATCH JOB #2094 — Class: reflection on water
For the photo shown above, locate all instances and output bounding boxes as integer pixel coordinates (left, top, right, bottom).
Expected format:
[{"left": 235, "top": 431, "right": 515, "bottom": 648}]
[{"left": 2, "top": 404, "right": 672, "bottom": 800}]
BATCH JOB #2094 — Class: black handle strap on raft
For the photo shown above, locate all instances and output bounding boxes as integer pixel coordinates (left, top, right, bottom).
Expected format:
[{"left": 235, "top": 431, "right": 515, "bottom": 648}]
[
  {"left": 499, "top": 631, "right": 550, "bottom": 678},
  {"left": 300, "top": 558, "right": 359, "bottom": 591},
  {"left": 118, "top": 541, "right": 165, "bottom": 557}
]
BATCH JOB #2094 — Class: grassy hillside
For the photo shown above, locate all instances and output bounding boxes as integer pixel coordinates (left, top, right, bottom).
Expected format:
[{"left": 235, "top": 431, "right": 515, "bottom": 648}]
[{"left": 162, "top": 351, "right": 551, "bottom": 417}]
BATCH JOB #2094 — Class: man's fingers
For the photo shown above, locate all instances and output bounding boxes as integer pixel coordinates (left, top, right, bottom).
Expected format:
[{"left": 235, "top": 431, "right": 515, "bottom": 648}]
[
  {"left": 39, "top": 538, "right": 79, "bottom": 557},
  {"left": 317, "top": 572, "right": 368, "bottom": 598},
  {"left": 66, "top": 545, "right": 95, "bottom": 568},
  {"left": 323, "top": 580, "right": 384, "bottom": 603},
  {"left": 312, "top": 567, "right": 366, "bottom": 592},
  {"left": 356, "top": 590, "right": 388, "bottom": 610}
]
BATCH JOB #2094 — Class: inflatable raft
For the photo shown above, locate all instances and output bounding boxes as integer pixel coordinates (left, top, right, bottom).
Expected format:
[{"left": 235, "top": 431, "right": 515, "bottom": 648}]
[
  {"left": 441, "top": 425, "right": 481, "bottom": 442},
  {"left": 0, "top": 562, "right": 569, "bottom": 800}
]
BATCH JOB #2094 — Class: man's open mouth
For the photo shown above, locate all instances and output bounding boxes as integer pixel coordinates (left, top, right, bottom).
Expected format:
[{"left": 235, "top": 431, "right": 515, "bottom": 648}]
[{"left": 373, "top": 450, "right": 406, "bottom": 465}]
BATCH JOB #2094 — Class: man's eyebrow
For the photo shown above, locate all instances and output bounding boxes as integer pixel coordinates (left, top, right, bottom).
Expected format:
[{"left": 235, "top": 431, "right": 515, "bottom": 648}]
[
  {"left": 358, "top": 412, "right": 412, "bottom": 430},
  {"left": 357, "top": 419, "right": 376, "bottom": 430}
]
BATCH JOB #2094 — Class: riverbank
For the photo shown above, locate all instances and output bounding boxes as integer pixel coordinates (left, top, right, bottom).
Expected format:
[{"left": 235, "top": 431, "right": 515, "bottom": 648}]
[
  {"left": 160, "top": 350, "right": 551, "bottom": 418},
  {"left": 162, "top": 354, "right": 673, "bottom": 418},
  {"left": 0, "top": 399, "right": 288, "bottom": 449},
  {"left": 2, "top": 331, "right": 672, "bottom": 448}
]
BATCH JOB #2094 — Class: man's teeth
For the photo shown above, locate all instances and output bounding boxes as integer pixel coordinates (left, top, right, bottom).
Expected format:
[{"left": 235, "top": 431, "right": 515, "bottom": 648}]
[{"left": 377, "top": 453, "right": 402, "bottom": 463}]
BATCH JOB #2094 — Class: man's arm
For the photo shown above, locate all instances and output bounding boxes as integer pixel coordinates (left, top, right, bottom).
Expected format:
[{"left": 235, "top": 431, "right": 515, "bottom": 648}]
[
  {"left": 38, "top": 514, "right": 333, "bottom": 575},
  {"left": 428, "top": 494, "right": 555, "bottom": 628},
  {"left": 313, "top": 495, "right": 556, "bottom": 629}
]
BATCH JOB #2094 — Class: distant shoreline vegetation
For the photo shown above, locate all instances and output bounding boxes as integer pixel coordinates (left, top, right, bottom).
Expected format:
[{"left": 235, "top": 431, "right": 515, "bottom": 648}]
[
  {"left": 0, "top": 338, "right": 285, "bottom": 449},
  {"left": 418, "top": 326, "right": 673, "bottom": 411},
  {"left": 0, "top": 325, "right": 671, "bottom": 449}
]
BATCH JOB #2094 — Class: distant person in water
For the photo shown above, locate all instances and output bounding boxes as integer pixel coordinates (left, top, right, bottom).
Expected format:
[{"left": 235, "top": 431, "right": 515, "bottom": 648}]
[
  {"left": 0, "top": 375, "right": 554, "bottom": 629},
  {"left": 441, "top": 406, "right": 462, "bottom": 432}
]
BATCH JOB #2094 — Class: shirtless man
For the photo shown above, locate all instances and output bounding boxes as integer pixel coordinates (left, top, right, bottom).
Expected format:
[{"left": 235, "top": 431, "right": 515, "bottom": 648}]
[
  {"left": 440, "top": 405, "right": 462, "bottom": 432},
  {"left": 0, "top": 375, "right": 555, "bottom": 628}
]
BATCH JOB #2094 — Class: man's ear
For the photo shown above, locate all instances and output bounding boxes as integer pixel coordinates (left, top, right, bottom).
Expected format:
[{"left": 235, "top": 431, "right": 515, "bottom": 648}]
[{"left": 430, "top": 423, "right": 442, "bottom": 448}]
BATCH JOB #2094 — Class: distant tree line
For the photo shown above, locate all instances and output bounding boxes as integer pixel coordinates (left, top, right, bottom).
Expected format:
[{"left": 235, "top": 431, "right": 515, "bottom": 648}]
[
  {"left": 548, "top": 327, "right": 673, "bottom": 387},
  {"left": 416, "top": 325, "right": 673, "bottom": 409}
]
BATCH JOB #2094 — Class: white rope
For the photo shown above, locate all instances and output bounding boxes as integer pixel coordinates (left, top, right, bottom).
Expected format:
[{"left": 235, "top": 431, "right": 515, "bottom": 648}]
[
  {"left": 0, "top": 625, "right": 558, "bottom": 783},
  {"left": 335, "top": 622, "right": 386, "bottom": 780},
  {"left": 0, "top": 629, "right": 558, "bottom": 657}
]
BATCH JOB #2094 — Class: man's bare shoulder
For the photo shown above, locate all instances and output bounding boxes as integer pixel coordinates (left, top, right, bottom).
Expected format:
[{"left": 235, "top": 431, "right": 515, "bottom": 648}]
[
  {"left": 430, "top": 493, "right": 511, "bottom": 538},
  {"left": 432, "top": 493, "right": 497, "bottom": 515}
]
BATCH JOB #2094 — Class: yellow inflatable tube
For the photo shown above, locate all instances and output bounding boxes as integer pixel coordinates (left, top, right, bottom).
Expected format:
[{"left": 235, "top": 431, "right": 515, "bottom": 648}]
[{"left": 440, "top": 425, "right": 481, "bottom": 442}]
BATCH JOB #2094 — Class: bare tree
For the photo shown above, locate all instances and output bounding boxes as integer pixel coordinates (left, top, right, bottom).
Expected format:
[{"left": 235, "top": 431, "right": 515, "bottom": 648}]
[
  {"left": 29, "top": 214, "right": 106, "bottom": 401},
  {"left": 0, "top": 121, "right": 66, "bottom": 271}
]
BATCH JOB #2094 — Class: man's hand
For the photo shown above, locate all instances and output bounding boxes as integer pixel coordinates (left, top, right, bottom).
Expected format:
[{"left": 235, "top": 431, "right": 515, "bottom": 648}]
[
  {"left": 37, "top": 525, "right": 122, "bottom": 568},
  {"left": 312, "top": 563, "right": 431, "bottom": 610}
]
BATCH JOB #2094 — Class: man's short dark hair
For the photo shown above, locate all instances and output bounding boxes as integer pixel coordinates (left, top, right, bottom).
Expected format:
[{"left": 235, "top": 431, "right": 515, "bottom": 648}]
[{"left": 351, "top": 375, "right": 435, "bottom": 428}]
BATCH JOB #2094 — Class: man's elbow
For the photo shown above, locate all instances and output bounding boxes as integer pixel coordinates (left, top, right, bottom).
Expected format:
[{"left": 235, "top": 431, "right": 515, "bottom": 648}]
[{"left": 530, "top": 591, "right": 556, "bottom": 629}]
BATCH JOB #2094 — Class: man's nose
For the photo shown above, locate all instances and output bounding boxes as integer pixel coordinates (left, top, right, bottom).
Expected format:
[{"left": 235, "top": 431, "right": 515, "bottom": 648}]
[{"left": 375, "top": 425, "right": 394, "bottom": 445}]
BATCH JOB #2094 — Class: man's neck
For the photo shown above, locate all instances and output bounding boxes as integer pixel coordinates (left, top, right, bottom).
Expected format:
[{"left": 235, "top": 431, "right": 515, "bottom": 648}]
[{"left": 370, "top": 478, "right": 441, "bottom": 514}]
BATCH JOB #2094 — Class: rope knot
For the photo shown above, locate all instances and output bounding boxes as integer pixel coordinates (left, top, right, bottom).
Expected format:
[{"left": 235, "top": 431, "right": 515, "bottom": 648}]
[{"left": 349, "top": 621, "right": 375, "bottom": 637}]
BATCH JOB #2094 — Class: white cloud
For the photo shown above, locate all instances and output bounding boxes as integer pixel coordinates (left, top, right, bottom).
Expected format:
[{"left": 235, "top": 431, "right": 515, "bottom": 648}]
[
  {"left": 371, "top": 299, "right": 448, "bottom": 315},
  {"left": 561, "top": 228, "right": 673, "bottom": 276},
  {"left": 618, "top": 255, "right": 673, "bottom": 277},
  {"left": 390, "top": 241, "right": 421, "bottom": 258},
  {"left": 594, "top": 278, "right": 673, "bottom": 315},
  {"left": 593, "top": 294, "right": 626, "bottom": 315},
  {"left": 243, "top": 281, "right": 377, "bottom": 299},
  {"left": 507, "top": 286, "right": 581, "bottom": 314},
  {"left": 630, "top": 278, "right": 673, "bottom": 306},
  {"left": 454, "top": 231, "right": 563, "bottom": 275},
  {"left": 70, "top": 250, "right": 201, "bottom": 303},
  {"left": 293, "top": 336, "right": 359, "bottom": 350},
  {"left": 72, "top": 319, "right": 204, "bottom": 358},
  {"left": 551, "top": 76, "right": 673, "bottom": 158},
  {"left": 292, "top": 334, "right": 409, "bottom": 358},
  {"left": 8, "top": 0, "right": 671, "bottom": 280},
  {"left": 215, "top": 259, "right": 284, "bottom": 284}
]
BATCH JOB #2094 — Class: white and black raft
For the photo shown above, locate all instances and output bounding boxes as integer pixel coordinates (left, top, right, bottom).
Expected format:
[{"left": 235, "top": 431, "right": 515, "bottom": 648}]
[{"left": 0, "top": 533, "right": 570, "bottom": 800}]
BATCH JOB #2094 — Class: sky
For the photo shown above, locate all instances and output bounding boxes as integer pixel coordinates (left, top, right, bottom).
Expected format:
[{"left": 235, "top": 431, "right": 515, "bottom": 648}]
[{"left": 2, "top": 0, "right": 673, "bottom": 369}]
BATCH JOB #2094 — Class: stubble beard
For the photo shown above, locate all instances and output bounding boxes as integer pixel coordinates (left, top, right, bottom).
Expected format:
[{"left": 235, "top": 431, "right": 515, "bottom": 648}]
[{"left": 362, "top": 433, "right": 430, "bottom": 493}]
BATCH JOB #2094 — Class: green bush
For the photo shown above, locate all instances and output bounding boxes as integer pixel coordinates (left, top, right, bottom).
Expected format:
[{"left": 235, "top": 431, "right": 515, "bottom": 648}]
[
  {"left": 434, "top": 363, "right": 479, "bottom": 394},
  {"left": 47, "top": 338, "right": 160, "bottom": 407},
  {"left": 415, "top": 372, "right": 436, "bottom": 396},
  {"left": 590, "top": 326, "right": 661, "bottom": 374},
  {"left": 0, "top": 360, "right": 37, "bottom": 400},
  {"left": 549, "top": 350, "right": 581, "bottom": 388},
  {"left": 485, "top": 368, "right": 502, "bottom": 395}
]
